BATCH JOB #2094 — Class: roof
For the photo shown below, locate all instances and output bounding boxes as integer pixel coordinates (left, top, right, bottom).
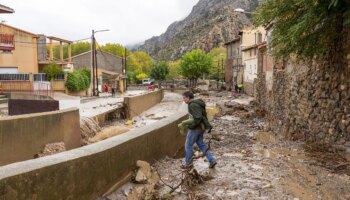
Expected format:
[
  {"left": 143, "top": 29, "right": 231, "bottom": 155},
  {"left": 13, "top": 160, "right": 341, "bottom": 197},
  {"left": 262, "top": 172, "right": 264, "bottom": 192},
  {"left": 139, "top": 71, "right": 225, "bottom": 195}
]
[
  {"left": 47, "top": 36, "right": 72, "bottom": 44},
  {"left": 70, "top": 49, "right": 123, "bottom": 60},
  {"left": 0, "top": 4, "right": 14, "bottom": 13},
  {"left": 224, "top": 37, "right": 241, "bottom": 46},
  {"left": 100, "top": 69, "right": 118, "bottom": 76},
  {"left": 0, "top": 23, "right": 37, "bottom": 36}
]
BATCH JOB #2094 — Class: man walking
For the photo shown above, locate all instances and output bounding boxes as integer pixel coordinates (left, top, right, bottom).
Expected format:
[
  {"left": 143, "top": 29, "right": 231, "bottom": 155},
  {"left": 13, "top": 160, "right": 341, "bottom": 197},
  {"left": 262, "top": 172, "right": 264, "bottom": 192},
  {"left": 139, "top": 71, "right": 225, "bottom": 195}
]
[{"left": 182, "top": 91, "right": 217, "bottom": 168}]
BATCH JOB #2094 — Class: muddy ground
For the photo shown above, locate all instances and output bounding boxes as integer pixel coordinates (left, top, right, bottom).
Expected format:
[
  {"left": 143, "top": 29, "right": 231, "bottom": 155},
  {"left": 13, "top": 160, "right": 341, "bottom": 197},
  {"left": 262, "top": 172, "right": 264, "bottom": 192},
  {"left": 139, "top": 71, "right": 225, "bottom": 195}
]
[{"left": 103, "top": 92, "right": 350, "bottom": 200}]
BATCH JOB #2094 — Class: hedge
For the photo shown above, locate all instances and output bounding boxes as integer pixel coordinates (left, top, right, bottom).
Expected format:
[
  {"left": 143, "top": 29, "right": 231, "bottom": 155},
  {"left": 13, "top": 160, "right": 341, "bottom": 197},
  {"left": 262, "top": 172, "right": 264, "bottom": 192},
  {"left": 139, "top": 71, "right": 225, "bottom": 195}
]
[{"left": 65, "top": 69, "right": 91, "bottom": 92}]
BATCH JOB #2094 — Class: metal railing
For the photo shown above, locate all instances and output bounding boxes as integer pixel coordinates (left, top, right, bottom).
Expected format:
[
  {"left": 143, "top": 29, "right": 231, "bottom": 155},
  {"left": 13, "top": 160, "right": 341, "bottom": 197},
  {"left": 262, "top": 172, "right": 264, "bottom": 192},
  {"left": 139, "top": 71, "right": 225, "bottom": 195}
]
[
  {"left": 0, "top": 74, "right": 29, "bottom": 81},
  {"left": 34, "top": 73, "right": 47, "bottom": 82}
]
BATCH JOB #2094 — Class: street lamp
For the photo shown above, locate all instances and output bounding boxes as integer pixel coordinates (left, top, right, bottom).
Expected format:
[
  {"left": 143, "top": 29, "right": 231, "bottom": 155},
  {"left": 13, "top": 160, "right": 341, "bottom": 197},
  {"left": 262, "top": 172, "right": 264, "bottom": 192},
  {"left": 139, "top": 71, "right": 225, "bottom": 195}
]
[
  {"left": 91, "top": 29, "right": 110, "bottom": 96},
  {"left": 234, "top": 8, "right": 256, "bottom": 14}
]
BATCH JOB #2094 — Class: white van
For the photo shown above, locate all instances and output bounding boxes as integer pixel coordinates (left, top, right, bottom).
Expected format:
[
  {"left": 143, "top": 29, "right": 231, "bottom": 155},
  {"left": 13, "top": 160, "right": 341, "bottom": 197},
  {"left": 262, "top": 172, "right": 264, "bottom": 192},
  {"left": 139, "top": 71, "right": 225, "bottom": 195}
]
[{"left": 141, "top": 78, "right": 154, "bottom": 85}]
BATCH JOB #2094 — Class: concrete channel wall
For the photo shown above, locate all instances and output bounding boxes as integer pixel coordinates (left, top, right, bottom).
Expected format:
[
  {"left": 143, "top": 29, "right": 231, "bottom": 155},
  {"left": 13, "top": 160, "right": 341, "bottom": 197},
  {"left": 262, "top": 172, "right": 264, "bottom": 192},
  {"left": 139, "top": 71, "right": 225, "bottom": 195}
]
[
  {"left": 0, "top": 112, "right": 187, "bottom": 200},
  {"left": 0, "top": 108, "right": 81, "bottom": 166},
  {"left": 124, "top": 89, "right": 164, "bottom": 119}
]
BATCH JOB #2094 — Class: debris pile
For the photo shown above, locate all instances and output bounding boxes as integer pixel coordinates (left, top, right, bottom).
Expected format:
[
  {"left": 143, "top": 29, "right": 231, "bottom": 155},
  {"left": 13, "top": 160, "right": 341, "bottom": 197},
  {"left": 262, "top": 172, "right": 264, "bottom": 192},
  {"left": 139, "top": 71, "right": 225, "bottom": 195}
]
[
  {"left": 80, "top": 116, "right": 101, "bottom": 145},
  {"left": 127, "top": 160, "right": 160, "bottom": 199},
  {"left": 35, "top": 142, "right": 66, "bottom": 158}
]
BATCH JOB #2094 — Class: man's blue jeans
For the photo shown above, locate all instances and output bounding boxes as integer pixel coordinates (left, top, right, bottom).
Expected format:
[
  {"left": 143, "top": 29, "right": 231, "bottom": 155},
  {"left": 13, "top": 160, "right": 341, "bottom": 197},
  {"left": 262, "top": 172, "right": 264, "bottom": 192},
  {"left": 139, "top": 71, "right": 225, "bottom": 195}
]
[{"left": 185, "top": 129, "right": 215, "bottom": 166}]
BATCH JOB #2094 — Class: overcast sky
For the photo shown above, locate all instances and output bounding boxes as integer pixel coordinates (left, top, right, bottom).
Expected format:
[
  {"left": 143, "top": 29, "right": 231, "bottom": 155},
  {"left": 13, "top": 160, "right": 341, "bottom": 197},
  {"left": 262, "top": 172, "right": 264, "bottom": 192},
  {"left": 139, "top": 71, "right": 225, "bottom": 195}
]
[{"left": 1, "top": 0, "right": 199, "bottom": 45}]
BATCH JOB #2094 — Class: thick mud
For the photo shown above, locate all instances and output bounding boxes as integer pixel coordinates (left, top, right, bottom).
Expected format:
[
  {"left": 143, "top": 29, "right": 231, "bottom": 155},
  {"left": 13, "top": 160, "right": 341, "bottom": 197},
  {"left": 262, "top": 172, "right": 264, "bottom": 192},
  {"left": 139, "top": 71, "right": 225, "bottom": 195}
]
[{"left": 101, "top": 93, "right": 350, "bottom": 200}]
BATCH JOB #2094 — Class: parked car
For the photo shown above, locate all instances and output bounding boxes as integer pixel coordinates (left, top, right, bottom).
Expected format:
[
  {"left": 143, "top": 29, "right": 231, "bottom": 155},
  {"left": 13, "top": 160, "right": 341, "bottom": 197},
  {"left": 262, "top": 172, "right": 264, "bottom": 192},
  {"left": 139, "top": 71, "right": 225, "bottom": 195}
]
[{"left": 141, "top": 78, "right": 154, "bottom": 85}]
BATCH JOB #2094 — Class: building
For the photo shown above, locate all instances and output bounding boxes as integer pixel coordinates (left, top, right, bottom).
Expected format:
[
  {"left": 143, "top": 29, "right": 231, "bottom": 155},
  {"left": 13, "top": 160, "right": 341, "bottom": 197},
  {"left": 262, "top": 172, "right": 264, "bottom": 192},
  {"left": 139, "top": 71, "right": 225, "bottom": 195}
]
[
  {"left": 225, "top": 32, "right": 244, "bottom": 90},
  {"left": 257, "top": 23, "right": 274, "bottom": 92},
  {"left": 0, "top": 23, "right": 39, "bottom": 74},
  {"left": 0, "top": 23, "right": 73, "bottom": 75},
  {"left": 0, "top": 4, "right": 14, "bottom": 14},
  {"left": 71, "top": 50, "right": 127, "bottom": 93},
  {"left": 37, "top": 35, "right": 73, "bottom": 72},
  {"left": 241, "top": 26, "right": 266, "bottom": 96}
]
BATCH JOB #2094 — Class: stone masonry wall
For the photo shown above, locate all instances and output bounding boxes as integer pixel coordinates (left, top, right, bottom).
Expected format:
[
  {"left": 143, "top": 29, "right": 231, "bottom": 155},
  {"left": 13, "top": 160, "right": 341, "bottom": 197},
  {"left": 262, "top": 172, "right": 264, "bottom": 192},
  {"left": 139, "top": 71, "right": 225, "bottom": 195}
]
[{"left": 256, "top": 28, "right": 350, "bottom": 144}]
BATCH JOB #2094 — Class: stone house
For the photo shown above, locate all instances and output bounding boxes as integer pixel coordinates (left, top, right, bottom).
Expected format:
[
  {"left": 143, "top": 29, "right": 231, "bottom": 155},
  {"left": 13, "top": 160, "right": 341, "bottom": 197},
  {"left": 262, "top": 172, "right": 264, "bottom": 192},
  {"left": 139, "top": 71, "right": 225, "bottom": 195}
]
[
  {"left": 241, "top": 26, "right": 266, "bottom": 96},
  {"left": 224, "top": 32, "right": 244, "bottom": 90}
]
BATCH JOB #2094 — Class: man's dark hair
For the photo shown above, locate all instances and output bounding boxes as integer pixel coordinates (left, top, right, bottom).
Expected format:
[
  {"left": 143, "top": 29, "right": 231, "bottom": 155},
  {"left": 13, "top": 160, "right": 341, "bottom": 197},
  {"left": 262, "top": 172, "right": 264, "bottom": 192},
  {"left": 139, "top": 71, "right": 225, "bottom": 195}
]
[{"left": 183, "top": 91, "right": 194, "bottom": 99}]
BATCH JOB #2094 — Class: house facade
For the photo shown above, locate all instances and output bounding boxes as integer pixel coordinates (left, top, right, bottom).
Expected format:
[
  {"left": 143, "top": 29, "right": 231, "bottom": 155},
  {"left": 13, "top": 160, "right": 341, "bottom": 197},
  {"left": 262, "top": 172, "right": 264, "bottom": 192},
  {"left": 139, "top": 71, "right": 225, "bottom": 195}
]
[
  {"left": 0, "top": 23, "right": 39, "bottom": 74},
  {"left": 241, "top": 26, "right": 266, "bottom": 96},
  {"left": 72, "top": 50, "right": 126, "bottom": 93},
  {"left": 225, "top": 34, "right": 244, "bottom": 90}
]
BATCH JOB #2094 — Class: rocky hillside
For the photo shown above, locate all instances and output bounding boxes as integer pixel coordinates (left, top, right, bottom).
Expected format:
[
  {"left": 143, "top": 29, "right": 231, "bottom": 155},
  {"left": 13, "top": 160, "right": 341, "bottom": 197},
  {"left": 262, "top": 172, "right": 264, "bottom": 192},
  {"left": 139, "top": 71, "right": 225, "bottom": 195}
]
[{"left": 138, "top": 0, "right": 260, "bottom": 60}]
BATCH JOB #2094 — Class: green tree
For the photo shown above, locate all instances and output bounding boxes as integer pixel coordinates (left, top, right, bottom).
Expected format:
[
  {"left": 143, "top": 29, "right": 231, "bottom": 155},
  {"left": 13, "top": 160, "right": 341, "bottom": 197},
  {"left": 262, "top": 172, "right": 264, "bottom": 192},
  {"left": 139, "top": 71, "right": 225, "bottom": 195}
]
[
  {"left": 179, "top": 50, "right": 213, "bottom": 87},
  {"left": 167, "top": 60, "right": 181, "bottom": 80},
  {"left": 208, "top": 47, "right": 226, "bottom": 79},
  {"left": 127, "top": 69, "right": 147, "bottom": 84},
  {"left": 254, "top": 0, "right": 350, "bottom": 61},
  {"left": 72, "top": 42, "right": 91, "bottom": 56},
  {"left": 150, "top": 61, "right": 169, "bottom": 86},
  {"left": 52, "top": 42, "right": 91, "bottom": 59},
  {"left": 42, "top": 63, "right": 64, "bottom": 81},
  {"left": 101, "top": 43, "right": 130, "bottom": 58},
  {"left": 133, "top": 51, "right": 154, "bottom": 73}
]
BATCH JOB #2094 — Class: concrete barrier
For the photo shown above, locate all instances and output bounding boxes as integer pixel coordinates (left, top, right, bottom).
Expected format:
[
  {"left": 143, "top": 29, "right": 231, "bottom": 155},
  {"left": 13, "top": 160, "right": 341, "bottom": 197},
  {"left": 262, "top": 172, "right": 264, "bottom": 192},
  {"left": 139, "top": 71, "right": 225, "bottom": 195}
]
[
  {"left": 0, "top": 112, "right": 187, "bottom": 200},
  {"left": 7, "top": 92, "right": 53, "bottom": 100},
  {"left": 8, "top": 99, "right": 59, "bottom": 115},
  {"left": 0, "top": 108, "right": 81, "bottom": 166},
  {"left": 124, "top": 89, "right": 164, "bottom": 119}
]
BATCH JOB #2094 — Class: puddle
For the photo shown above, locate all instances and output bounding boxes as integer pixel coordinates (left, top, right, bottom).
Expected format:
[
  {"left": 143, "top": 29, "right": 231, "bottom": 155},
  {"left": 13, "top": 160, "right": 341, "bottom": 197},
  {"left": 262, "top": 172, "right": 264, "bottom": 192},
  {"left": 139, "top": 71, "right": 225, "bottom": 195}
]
[
  {"left": 255, "top": 131, "right": 276, "bottom": 144},
  {"left": 220, "top": 115, "right": 240, "bottom": 121},
  {"left": 256, "top": 148, "right": 277, "bottom": 159},
  {"left": 206, "top": 104, "right": 220, "bottom": 121}
]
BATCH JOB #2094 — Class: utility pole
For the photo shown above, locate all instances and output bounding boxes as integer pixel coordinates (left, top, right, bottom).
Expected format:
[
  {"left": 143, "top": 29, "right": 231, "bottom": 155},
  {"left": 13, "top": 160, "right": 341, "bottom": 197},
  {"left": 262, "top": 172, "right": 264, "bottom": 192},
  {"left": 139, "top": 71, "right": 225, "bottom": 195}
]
[
  {"left": 95, "top": 46, "right": 98, "bottom": 96},
  {"left": 217, "top": 60, "right": 220, "bottom": 89},
  {"left": 124, "top": 47, "right": 128, "bottom": 91},
  {"left": 221, "top": 58, "right": 224, "bottom": 82},
  {"left": 91, "top": 30, "right": 95, "bottom": 96},
  {"left": 90, "top": 29, "right": 109, "bottom": 96}
]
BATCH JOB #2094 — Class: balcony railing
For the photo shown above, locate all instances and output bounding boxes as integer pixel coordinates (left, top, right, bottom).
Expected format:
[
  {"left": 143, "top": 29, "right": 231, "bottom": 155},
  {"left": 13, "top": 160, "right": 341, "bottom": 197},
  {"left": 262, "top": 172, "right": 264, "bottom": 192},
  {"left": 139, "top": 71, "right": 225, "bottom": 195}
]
[
  {"left": 0, "top": 34, "right": 15, "bottom": 51},
  {"left": 0, "top": 74, "right": 29, "bottom": 81}
]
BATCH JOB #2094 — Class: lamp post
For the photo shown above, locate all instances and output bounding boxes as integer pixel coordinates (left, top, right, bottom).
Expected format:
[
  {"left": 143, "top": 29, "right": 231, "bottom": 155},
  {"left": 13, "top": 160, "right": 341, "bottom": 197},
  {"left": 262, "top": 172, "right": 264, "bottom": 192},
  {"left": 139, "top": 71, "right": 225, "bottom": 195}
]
[{"left": 91, "top": 29, "right": 109, "bottom": 96}]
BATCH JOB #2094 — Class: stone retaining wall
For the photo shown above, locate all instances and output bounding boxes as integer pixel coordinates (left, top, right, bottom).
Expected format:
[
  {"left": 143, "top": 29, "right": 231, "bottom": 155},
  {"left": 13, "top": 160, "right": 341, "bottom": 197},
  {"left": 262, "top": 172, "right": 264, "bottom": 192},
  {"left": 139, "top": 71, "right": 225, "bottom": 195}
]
[{"left": 255, "top": 28, "right": 350, "bottom": 143}]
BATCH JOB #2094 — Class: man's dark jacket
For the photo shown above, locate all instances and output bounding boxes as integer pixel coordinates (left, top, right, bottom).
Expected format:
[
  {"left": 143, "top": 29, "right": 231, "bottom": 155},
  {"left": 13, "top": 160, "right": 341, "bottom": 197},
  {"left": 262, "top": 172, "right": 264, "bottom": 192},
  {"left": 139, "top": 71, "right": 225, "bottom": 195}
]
[{"left": 188, "top": 99, "right": 213, "bottom": 131}]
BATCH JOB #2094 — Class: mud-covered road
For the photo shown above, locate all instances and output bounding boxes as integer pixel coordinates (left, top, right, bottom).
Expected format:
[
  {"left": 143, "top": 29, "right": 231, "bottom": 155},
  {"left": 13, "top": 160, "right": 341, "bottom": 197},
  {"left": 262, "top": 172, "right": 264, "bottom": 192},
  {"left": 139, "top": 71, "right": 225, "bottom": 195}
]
[{"left": 104, "top": 92, "right": 350, "bottom": 200}]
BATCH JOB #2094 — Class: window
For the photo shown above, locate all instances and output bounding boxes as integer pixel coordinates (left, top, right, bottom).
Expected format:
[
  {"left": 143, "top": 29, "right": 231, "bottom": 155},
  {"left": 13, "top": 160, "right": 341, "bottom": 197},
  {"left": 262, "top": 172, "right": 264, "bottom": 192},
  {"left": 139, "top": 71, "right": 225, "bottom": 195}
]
[
  {"left": 250, "top": 50, "right": 252, "bottom": 57},
  {"left": 254, "top": 48, "right": 257, "bottom": 56},
  {"left": 257, "top": 33, "right": 263, "bottom": 43}
]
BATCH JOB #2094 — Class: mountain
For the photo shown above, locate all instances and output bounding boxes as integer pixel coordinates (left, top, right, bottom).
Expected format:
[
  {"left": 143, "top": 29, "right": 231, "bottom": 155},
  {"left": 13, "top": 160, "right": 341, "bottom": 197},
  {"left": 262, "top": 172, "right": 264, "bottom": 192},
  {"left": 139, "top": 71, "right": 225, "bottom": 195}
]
[{"left": 138, "top": 0, "right": 260, "bottom": 60}]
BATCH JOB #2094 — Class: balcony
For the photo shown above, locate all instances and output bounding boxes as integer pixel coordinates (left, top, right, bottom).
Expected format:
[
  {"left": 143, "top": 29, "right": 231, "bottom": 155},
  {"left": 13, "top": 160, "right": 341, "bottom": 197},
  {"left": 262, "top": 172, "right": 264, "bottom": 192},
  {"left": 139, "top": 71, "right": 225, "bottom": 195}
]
[{"left": 0, "top": 34, "right": 15, "bottom": 51}]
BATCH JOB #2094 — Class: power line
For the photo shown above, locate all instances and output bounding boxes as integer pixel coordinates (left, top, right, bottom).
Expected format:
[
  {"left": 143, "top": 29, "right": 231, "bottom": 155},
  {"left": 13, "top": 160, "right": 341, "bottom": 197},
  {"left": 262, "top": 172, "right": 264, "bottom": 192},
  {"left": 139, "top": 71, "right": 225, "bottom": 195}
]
[{"left": 8, "top": 36, "right": 91, "bottom": 45}]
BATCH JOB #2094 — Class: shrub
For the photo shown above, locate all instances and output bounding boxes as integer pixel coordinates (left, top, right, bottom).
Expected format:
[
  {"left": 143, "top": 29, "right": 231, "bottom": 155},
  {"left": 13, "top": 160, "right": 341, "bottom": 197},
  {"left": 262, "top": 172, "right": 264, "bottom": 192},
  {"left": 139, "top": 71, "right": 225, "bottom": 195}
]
[
  {"left": 43, "top": 63, "right": 63, "bottom": 81},
  {"left": 65, "top": 69, "right": 91, "bottom": 92}
]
